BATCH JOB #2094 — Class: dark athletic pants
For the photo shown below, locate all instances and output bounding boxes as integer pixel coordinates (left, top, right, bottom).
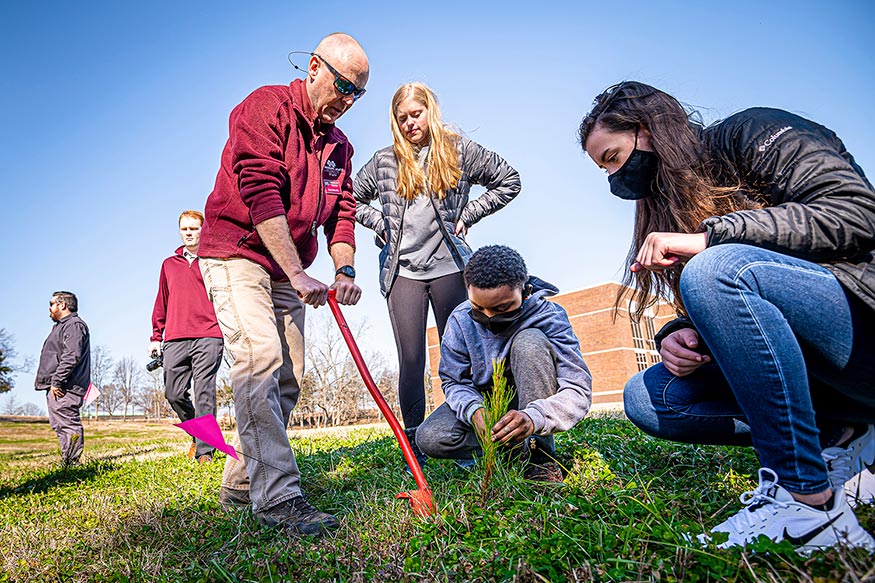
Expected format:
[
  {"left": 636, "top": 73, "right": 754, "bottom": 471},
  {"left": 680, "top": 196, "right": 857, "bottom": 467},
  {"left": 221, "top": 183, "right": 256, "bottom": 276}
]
[
  {"left": 163, "top": 337, "right": 223, "bottom": 457},
  {"left": 387, "top": 272, "right": 467, "bottom": 428}
]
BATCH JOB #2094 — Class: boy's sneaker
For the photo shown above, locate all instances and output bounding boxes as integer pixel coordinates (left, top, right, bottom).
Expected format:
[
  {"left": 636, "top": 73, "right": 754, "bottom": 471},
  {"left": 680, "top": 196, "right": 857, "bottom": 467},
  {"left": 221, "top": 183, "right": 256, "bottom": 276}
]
[
  {"left": 822, "top": 424, "right": 875, "bottom": 507},
  {"left": 218, "top": 486, "right": 251, "bottom": 511},
  {"left": 699, "top": 467, "right": 875, "bottom": 554},
  {"left": 254, "top": 496, "right": 339, "bottom": 536}
]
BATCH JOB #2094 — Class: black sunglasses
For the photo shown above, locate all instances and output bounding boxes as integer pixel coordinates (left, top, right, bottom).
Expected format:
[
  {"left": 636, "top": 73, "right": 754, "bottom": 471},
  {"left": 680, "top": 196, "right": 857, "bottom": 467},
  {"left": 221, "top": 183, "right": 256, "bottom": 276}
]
[{"left": 312, "top": 53, "right": 366, "bottom": 101}]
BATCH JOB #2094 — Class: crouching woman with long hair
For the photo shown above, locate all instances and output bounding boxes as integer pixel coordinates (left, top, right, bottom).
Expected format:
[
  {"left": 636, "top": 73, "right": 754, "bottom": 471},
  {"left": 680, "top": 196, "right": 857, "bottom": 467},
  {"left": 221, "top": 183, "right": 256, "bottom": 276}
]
[{"left": 579, "top": 81, "right": 875, "bottom": 552}]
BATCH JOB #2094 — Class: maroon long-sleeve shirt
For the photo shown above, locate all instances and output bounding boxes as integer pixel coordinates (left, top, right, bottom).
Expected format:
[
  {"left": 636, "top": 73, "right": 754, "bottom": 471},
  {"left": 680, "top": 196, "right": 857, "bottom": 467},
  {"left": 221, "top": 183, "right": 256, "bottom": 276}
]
[
  {"left": 150, "top": 247, "right": 222, "bottom": 342},
  {"left": 198, "top": 78, "right": 357, "bottom": 280}
]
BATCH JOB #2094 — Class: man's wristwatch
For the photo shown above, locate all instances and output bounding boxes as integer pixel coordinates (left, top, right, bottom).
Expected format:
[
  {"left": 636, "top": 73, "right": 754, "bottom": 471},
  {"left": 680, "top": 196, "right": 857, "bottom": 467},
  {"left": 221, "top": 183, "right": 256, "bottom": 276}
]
[{"left": 335, "top": 265, "right": 356, "bottom": 279}]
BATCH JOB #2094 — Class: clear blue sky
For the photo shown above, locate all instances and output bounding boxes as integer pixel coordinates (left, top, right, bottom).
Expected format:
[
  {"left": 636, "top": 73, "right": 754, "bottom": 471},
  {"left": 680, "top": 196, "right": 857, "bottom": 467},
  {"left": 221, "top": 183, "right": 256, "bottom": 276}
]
[{"left": 2, "top": 0, "right": 873, "bottom": 412}]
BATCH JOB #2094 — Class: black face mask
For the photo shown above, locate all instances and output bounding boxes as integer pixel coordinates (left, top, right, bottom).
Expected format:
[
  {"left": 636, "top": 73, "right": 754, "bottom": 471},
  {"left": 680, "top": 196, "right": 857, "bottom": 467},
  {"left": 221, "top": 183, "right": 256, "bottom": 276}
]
[
  {"left": 608, "top": 132, "right": 659, "bottom": 200},
  {"left": 469, "top": 305, "right": 525, "bottom": 334}
]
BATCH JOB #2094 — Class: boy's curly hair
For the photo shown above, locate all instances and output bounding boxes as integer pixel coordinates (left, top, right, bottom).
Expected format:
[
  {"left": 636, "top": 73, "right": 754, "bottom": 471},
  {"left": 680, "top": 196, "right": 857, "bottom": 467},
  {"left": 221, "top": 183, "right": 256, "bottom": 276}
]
[{"left": 463, "top": 245, "right": 527, "bottom": 290}]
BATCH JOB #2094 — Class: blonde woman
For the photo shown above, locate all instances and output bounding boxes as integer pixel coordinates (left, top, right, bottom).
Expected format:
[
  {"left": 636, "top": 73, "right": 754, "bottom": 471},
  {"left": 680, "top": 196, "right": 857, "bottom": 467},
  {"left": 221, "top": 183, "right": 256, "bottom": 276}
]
[{"left": 355, "top": 82, "right": 520, "bottom": 466}]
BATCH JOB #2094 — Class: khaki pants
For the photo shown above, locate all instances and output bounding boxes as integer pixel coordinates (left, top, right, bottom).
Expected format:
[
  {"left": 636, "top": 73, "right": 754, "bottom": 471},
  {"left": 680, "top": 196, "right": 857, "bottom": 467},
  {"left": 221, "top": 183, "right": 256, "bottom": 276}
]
[{"left": 200, "top": 257, "right": 305, "bottom": 512}]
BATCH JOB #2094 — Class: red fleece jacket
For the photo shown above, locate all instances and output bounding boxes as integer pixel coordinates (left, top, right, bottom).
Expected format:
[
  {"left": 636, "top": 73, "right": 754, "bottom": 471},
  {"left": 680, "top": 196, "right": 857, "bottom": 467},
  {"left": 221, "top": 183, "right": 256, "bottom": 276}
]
[
  {"left": 150, "top": 247, "right": 222, "bottom": 342},
  {"left": 198, "top": 79, "right": 357, "bottom": 280}
]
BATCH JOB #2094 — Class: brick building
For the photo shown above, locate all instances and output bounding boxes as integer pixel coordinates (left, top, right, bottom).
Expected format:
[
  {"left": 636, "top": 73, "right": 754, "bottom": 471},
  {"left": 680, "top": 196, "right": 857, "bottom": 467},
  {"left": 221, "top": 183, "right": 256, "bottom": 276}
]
[{"left": 426, "top": 281, "right": 676, "bottom": 409}]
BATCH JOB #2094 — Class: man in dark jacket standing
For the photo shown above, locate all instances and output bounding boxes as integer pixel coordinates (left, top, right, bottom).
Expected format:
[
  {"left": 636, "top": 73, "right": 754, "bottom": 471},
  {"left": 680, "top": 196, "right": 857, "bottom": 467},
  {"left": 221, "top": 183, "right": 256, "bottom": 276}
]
[
  {"left": 149, "top": 210, "right": 223, "bottom": 463},
  {"left": 35, "top": 291, "right": 90, "bottom": 465},
  {"left": 198, "top": 32, "right": 368, "bottom": 535}
]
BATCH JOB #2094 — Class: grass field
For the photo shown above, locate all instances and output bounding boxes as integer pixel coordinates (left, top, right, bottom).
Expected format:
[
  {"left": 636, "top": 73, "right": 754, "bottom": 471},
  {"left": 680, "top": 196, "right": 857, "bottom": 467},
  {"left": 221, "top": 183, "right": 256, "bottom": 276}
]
[{"left": 0, "top": 415, "right": 873, "bottom": 582}]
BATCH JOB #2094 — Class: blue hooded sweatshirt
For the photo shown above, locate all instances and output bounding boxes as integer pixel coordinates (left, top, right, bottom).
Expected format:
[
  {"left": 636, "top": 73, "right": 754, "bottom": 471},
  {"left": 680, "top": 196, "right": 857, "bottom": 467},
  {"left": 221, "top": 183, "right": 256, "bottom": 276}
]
[{"left": 439, "top": 277, "right": 592, "bottom": 435}]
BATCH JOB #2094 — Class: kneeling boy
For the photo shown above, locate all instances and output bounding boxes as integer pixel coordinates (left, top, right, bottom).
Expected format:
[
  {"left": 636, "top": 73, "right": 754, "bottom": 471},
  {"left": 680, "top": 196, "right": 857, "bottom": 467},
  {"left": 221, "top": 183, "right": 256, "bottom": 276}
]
[{"left": 416, "top": 245, "right": 593, "bottom": 481}]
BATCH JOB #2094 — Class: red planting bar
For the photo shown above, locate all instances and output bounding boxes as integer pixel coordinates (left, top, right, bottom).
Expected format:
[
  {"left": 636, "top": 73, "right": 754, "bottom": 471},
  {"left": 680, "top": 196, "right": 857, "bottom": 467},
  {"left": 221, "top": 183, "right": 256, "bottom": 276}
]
[{"left": 326, "top": 289, "right": 435, "bottom": 517}]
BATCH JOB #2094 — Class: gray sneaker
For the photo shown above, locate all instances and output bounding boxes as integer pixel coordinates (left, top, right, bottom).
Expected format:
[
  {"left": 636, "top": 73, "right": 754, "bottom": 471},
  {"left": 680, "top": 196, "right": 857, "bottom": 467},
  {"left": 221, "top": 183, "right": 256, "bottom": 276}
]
[
  {"left": 255, "top": 496, "right": 339, "bottom": 536},
  {"left": 218, "top": 486, "right": 251, "bottom": 511}
]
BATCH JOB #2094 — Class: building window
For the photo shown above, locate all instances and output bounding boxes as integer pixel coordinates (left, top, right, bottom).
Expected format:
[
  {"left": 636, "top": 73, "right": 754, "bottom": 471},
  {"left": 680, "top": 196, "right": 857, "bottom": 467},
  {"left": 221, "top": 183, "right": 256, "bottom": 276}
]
[
  {"left": 630, "top": 307, "right": 661, "bottom": 371},
  {"left": 635, "top": 351, "right": 649, "bottom": 371}
]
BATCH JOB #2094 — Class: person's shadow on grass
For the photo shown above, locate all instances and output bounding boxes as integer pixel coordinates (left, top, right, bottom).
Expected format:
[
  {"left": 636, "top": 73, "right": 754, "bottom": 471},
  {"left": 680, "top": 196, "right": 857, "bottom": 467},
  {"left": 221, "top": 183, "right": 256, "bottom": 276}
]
[{"left": 0, "top": 446, "right": 161, "bottom": 499}]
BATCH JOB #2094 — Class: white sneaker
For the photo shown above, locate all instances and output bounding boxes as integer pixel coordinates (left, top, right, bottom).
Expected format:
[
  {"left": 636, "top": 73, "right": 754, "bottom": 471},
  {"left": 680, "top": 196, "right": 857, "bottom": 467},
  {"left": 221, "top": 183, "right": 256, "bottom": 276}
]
[
  {"left": 699, "top": 468, "right": 875, "bottom": 554},
  {"left": 822, "top": 424, "right": 875, "bottom": 507}
]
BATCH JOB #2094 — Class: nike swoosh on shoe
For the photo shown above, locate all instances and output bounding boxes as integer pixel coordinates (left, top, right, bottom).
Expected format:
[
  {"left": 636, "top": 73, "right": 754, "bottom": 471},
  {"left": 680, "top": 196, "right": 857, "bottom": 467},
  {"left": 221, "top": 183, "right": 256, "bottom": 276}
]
[{"left": 782, "top": 514, "right": 841, "bottom": 546}]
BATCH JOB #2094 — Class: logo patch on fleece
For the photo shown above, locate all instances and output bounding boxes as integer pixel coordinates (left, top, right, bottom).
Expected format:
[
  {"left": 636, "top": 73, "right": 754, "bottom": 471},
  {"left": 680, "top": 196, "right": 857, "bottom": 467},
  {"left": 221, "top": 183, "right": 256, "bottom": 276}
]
[
  {"left": 323, "top": 159, "right": 342, "bottom": 178},
  {"left": 323, "top": 179, "right": 342, "bottom": 194}
]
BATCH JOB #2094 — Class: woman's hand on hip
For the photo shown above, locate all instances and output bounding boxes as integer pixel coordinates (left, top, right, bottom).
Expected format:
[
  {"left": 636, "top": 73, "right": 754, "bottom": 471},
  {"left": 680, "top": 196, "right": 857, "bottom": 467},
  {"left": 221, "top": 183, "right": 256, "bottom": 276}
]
[
  {"left": 631, "top": 232, "right": 707, "bottom": 273},
  {"left": 660, "top": 328, "right": 710, "bottom": 377},
  {"left": 454, "top": 220, "right": 468, "bottom": 237}
]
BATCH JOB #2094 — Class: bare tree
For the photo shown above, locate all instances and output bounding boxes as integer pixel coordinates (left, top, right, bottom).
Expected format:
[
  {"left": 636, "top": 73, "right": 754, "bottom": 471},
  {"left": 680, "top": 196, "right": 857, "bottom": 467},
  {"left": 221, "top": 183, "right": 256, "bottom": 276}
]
[
  {"left": 374, "top": 366, "right": 402, "bottom": 422},
  {"left": 302, "top": 311, "right": 368, "bottom": 428},
  {"left": 1, "top": 394, "right": 20, "bottom": 414},
  {"left": 295, "top": 371, "right": 326, "bottom": 428},
  {"left": 113, "top": 356, "right": 144, "bottom": 420},
  {"left": 18, "top": 401, "right": 44, "bottom": 416},
  {"left": 99, "top": 382, "right": 124, "bottom": 417},
  {"left": 0, "top": 394, "right": 45, "bottom": 416},
  {"left": 215, "top": 375, "right": 235, "bottom": 429},
  {"left": 300, "top": 312, "right": 403, "bottom": 428},
  {"left": 137, "top": 372, "right": 171, "bottom": 420},
  {"left": 86, "top": 345, "right": 113, "bottom": 419},
  {"left": 348, "top": 349, "right": 402, "bottom": 423}
]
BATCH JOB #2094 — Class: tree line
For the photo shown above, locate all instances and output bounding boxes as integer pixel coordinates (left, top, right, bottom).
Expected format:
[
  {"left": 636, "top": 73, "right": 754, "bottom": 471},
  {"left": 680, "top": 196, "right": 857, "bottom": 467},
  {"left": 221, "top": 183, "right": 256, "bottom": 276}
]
[{"left": 1, "top": 314, "right": 419, "bottom": 429}]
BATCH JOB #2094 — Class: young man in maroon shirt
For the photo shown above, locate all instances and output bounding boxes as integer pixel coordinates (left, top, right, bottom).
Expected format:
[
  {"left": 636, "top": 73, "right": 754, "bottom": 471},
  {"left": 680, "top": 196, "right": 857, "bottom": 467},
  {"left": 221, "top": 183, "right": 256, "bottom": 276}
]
[
  {"left": 149, "top": 210, "right": 223, "bottom": 463},
  {"left": 198, "top": 33, "right": 368, "bottom": 536}
]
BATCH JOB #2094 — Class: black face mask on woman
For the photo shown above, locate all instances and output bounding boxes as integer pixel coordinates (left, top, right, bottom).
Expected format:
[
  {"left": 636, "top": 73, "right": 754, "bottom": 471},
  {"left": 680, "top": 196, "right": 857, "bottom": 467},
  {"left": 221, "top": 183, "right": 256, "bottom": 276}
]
[{"left": 608, "top": 131, "right": 659, "bottom": 200}]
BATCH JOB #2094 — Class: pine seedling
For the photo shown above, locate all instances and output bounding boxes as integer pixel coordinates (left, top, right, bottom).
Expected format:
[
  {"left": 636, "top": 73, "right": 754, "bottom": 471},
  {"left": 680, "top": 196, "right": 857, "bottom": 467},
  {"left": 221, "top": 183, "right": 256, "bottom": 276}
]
[{"left": 475, "top": 357, "right": 516, "bottom": 501}]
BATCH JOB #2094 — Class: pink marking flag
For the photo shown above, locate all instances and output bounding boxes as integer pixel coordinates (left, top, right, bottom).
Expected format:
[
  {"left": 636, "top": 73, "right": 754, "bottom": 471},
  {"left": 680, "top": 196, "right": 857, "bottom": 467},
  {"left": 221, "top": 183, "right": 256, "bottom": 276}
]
[
  {"left": 83, "top": 383, "right": 101, "bottom": 407},
  {"left": 174, "top": 414, "right": 239, "bottom": 459}
]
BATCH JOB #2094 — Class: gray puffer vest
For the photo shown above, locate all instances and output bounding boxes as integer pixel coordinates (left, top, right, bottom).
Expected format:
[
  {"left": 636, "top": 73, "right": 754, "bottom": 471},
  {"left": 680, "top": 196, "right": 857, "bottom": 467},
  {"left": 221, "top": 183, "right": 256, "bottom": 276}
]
[{"left": 354, "top": 136, "right": 521, "bottom": 297}]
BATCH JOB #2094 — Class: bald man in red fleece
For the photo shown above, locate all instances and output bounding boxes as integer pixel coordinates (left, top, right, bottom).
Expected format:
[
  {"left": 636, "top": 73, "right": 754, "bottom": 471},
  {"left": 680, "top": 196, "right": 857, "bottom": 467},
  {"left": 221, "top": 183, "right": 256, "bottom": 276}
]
[{"left": 197, "top": 33, "right": 368, "bottom": 536}]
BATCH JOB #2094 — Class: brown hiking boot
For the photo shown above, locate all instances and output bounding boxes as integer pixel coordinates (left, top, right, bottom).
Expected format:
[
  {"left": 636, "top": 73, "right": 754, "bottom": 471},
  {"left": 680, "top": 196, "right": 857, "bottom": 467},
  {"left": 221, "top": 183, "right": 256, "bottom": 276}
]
[
  {"left": 197, "top": 453, "right": 213, "bottom": 464},
  {"left": 524, "top": 461, "right": 564, "bottom": 483},
  {"left": 255, "top": 496, "right": 339, "bottom": 536},
  {"left": 218, "top": 487, "right": 251, "bottom": 511},
  {"left": 187, "top": 442, "right": 197, "bottom": 459}
]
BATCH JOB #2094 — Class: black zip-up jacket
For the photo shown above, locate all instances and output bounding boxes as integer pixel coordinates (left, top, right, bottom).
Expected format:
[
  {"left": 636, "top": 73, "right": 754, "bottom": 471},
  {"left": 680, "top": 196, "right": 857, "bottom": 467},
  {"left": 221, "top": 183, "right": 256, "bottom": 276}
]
[
  {"left": 35, "top": 313, "right": 91, "bottom": 396},
  {"left": 655, "top": 107, "right": 875, "bottom": 348}
]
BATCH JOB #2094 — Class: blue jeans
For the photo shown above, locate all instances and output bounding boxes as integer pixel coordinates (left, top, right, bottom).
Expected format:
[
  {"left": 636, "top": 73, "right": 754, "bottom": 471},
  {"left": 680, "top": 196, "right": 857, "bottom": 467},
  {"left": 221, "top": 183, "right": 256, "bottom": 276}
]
[{"left": 624, "top": 244, "right": 875, "bottom": 495}]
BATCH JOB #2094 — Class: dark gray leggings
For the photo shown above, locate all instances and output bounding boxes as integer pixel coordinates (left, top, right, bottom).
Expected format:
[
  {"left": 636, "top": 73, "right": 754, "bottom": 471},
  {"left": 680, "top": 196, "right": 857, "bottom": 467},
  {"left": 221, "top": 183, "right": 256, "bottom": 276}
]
[{"left": 387, "top": 272, "right": 468, "bottom": 428}]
